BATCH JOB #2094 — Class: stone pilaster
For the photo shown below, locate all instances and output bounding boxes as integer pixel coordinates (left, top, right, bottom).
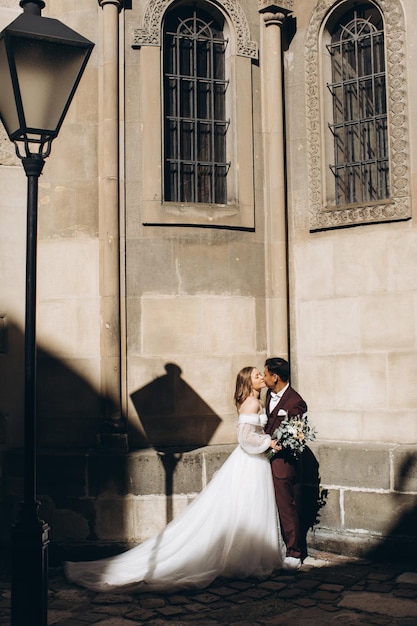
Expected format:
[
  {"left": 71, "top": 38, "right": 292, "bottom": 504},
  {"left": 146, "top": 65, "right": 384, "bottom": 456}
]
[
  {"left": 97, "top": 0, "right": 127, "bottom": 450},
  {"left": 258, "top": 2, "right": 292, "bottom": 360}
]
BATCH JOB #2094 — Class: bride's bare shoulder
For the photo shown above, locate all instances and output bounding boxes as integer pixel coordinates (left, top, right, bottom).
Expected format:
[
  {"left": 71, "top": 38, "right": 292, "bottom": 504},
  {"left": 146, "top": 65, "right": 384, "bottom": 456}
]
[{"left": 239, "top": 396, "right": 261, "bottom": 414}]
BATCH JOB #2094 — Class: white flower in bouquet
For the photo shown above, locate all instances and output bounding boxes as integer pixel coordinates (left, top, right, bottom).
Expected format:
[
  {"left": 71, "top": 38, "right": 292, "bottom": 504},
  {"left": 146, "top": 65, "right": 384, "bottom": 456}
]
[{"left": 266, "top": 412, "right": 316, "bottom": 461}]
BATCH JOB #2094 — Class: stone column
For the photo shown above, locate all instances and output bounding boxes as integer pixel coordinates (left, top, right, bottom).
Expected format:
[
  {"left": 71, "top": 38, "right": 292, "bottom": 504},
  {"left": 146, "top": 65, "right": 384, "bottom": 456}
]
[
  {"left": 259, "top": 1, "right": 292, "bottom": 360},
  {"left": 97, "top": 0, "right": 127, "bottom": 450}
]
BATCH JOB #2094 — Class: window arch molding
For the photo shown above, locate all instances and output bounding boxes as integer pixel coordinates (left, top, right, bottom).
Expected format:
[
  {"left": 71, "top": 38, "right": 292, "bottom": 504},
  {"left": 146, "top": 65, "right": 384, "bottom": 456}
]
[
  {"left": 131, "top": 0, "right": 258, "bottom": 228},
  {"left": 133, "top": 0, "right": 258, "bottom": 59},
  {"left": 306, "top": 0, "right": 411, "bottom": 231}
]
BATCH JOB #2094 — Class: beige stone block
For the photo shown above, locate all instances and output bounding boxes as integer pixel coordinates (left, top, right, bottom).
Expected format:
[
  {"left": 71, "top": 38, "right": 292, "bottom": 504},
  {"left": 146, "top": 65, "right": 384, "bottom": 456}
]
[
  {"left": 140, "top": 48, "right": 162, "bottom": 205},
  {"left": 309, "top": 410, "right": 362, "bottom": 442},
  {"left": 127, "top": 357, "right": 164, "bottom": 396},
  {"left": 208, "top": 414, "right": 238, "bottom": 445},
  {"left": 234, "top": 56, "right": 254, "bottom": 206},
  {"left": 131, "top": 495, "right": 194, "bottom": 542},
  {"left": 39, "top": 180, "right": 98, "bottom": 238},
  {"left": 202, "top": 444, "right": 235, "bottom": 483},
  {"left": 361, "top": 411, "right": 417, "bottom": 444},
  {"left": 126, "top": 238, "right": 176, "bottom": 296},
  {"left": 124, "top": 61, "right": 141, "bottom": 124},
  {"left": 37, "top": 239, "right": 99, "bottom": 299},
  {"left": 203, "top": 297, "right": 256, "bottom": 354},
  {"left": 142, "top": 297, "right": 205, "bottom": 355},
  {"left": 268, "top": 243, "right": 287, "bottom": 296},
  {"left": 126, "top": 297, "right": 142, "bottom": 353},
  {"left": 343, "top": 490, "right": 417, "bottom": 536},
  {"left": 334, "top": 354, "right": 386, "bottom": 411},
  {"left": 126, "top": 355, "right": 247, "bottom": 447},
  {"left": 179, "top": 356, "right": 233, "bottom": 414},
  {"left": 142, "top": 296, "right": 256, "bottom": 356},
  {"left": 312, "top": 487, "right": 341, "bottom": 529},
  {"left": 95, "top": 495, "right": 138, "bottom": 542},
  {"left": 311, "top": 442, "right": 392, "bottom": 489},
  {"left": 393, "top": 446, "right": 417, "bottom": 492},
  {"left": 0, "top": 168, "right": 26, "bottom": 306},
  {"left": 127, "top": 355, "right": 224, "bottom": 447},
  {"left": 255, "top": 297, "right": 267, "bottom": 353},
  {"left": 37, "top": 357, "right": 102, "bottom": 447},
  {"left": 292, "top": 189, "right": 311, "bottom": 232},
  {"left": 298, "top": 298, "right": 361, "bottom": 356},
  {"left": 266, "top": 296, "right": 288, "bottom": 355},
  {"left": 37, "top": 298, "right": 100, "bottom": 358},
  {"left": 0, "top": 166, "right": 26, "bottom": 214},
  {"left": 125, "top": 127, "right": 143, "bottom": 185},
  {"left": 293, "top": 240, "right": 334, "bottom": 300},
  {"left": 175, "top": 238, "right": 230, "bottom": 294},
  {"left": 0, "top": 7, "right": 19, "bottom": 30},
  {"left": 361, "top": 293, "right": 415, "bottom": 350},
  {"left": 298, "top": 356, "right": 336, "bottom": 411},
  {"left": 333, "top": 234, "right": 388, "bottom": 297},
  {"left": 387, "top": 230, "right": 417, "bottom": 292},
  {"left": 388, "top": 353, "right": 417, "bottom": 410},
  {"left": 45, "top": 122, "right": 97, "bottom": 184}
]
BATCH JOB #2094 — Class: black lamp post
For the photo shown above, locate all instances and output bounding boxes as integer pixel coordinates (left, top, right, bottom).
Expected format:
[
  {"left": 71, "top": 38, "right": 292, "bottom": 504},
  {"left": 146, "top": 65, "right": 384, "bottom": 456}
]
[{"left": 0, "top": 2, "right": 94, "bottom": 624}]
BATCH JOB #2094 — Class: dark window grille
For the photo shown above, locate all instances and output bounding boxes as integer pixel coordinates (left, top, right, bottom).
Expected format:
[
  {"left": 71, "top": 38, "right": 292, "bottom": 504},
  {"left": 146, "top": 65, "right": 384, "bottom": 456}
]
[
  {"left": 163, "top": 7, "right": 229, "bottom": 204},
  {"left": 327, "top": 6, "right": 389, "bottom": 205}
]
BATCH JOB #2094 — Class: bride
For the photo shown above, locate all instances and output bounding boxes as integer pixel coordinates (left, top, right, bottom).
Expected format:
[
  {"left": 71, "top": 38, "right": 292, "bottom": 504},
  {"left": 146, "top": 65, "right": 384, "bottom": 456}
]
[{"left": 65, "top": 366, "right": 285, "bottom": 592}]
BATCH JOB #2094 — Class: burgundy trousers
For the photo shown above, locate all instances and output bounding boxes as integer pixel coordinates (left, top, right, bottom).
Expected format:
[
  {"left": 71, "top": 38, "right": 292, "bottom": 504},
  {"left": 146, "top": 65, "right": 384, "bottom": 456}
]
[{"left": 272, "top": 475, "right": 301, "bottom": 559}]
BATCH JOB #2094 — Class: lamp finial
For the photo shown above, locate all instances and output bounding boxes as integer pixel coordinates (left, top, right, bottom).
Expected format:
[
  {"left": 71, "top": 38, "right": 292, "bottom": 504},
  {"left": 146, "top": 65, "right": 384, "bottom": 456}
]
[{"left": 19, "top": 0, "right": 45, "bottom": 15}]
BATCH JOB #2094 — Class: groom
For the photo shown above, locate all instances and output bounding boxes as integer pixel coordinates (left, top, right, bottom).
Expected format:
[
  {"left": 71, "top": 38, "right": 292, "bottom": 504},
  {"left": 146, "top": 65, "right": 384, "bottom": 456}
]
[{"left": 264, "top": 357, "right": 307, "bottom": 571}]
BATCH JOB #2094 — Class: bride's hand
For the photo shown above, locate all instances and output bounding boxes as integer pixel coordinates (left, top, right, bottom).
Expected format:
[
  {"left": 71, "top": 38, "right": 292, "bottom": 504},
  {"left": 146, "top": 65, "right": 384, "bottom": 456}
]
[{"left": 270, "top": 439, "right": 282, "bottom": 451}]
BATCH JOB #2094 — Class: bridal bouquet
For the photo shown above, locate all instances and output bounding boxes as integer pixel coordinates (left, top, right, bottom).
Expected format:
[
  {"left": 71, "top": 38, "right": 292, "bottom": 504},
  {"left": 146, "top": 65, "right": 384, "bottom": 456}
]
[{"left": 266, "top": 412, "right": 316, "bottom": 461}]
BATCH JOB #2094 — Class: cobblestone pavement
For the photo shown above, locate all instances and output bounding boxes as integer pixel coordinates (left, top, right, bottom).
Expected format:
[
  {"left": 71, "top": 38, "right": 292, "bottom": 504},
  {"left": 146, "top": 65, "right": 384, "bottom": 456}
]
[{"left": 1, "top": 550, "right": 417, "bottom": 625}]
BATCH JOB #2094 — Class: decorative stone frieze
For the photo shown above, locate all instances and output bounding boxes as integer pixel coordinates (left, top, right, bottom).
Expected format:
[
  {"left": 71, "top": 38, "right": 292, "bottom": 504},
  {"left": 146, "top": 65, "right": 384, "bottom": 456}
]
[
  {"left": 305, "top": 0, "right": 411, "bottom": 230},
  {"left": 133, "top": 0, "right": 258, "bottom": 59}
]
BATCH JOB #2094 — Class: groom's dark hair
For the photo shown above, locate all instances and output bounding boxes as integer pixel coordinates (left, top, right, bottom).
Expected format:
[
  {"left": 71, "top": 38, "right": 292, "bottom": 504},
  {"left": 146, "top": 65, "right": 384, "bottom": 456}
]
[{"left": 264, "top": 357, "right": 289, "bottom": 383}]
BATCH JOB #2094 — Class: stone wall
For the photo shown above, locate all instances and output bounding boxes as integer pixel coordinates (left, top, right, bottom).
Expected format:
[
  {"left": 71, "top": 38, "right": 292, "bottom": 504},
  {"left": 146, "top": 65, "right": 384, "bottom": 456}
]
[
  {"left": 306, "top": 442, "right": 417, "bottom": 559},
  {"left": 3, "top": 442, "right": 417, "bottom": 562}
]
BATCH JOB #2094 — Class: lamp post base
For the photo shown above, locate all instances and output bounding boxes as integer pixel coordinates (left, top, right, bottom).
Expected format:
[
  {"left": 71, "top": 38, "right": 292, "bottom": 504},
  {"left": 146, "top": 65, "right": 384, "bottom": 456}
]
[{"left": 11, "top": 501, "right": 49, "bottom": 626}]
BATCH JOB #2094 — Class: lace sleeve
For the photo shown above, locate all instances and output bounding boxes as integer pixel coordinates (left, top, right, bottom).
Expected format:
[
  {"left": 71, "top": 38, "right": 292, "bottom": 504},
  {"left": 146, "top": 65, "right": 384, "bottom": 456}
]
[{"left": 237, "top": 421, "right": 272, "bottom": 454}]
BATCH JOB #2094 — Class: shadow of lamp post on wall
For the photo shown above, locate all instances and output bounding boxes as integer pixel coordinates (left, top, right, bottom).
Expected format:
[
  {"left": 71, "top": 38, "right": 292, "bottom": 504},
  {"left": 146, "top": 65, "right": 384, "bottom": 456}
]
[{"left": 0, "top": 1, "right": 94, "bottom": 624}]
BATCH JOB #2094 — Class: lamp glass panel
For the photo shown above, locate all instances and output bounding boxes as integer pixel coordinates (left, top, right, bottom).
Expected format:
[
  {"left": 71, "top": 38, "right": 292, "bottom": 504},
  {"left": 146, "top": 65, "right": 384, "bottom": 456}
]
[
  {"left": 0, "top": 38, "right": 20, "bottom": 137},
  {"left": 12, "top": 37, "right": 87, "bottom": 133}
]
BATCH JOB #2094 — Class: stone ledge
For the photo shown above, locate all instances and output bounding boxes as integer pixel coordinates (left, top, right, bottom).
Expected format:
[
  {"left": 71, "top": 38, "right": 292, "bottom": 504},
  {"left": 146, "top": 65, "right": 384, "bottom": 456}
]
[{"left": 308, "top": 527, "right": 417, "bottom": 561}]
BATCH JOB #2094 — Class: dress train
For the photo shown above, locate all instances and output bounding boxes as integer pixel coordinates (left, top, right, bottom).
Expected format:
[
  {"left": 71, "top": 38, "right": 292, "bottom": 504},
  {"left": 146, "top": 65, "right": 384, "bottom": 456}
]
[{"left": 65, "top": 413, "right": 285, "bottom": 592}]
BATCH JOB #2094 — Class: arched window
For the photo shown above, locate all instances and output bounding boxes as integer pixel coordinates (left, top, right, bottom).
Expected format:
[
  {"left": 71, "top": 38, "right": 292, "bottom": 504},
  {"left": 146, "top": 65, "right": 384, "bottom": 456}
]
[
  {"left": 327, "top": 4, "right": 388, "bottom": 206},
  {"left": 163, "top": 6, "right": 229, "bottom": 204},
  {"left": 305, "top": 0, "right": 410, "bottom": 230},
  {"left": 132, "top": 0, "right": 257, "bottom": 228}
]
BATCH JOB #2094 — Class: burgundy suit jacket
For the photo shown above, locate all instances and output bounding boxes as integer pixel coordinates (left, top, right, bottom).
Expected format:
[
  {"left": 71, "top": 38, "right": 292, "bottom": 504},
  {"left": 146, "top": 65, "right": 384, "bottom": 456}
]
[{"left": 264, "top": 385, "right": 308, "bottom": 480}]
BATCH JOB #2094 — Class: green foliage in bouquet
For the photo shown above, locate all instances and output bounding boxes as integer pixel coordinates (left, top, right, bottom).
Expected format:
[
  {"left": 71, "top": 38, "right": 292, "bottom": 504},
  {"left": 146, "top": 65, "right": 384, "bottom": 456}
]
[{"left": 266, "top": 413, "right": 316, "bottom": 461}]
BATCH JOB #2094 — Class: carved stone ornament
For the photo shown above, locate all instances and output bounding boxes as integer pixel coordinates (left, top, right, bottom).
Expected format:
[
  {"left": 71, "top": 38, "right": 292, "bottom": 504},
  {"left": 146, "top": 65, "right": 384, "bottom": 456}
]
[
  {"left": 133, "top": 0, "right": 258, "bottom": 58},
  {"left": 305, "top": 0, "right": 411, "bottom": 230}
]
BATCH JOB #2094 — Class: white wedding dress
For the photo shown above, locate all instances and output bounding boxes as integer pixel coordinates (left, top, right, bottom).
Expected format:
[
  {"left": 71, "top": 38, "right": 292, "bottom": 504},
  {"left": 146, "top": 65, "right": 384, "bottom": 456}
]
[{"left": 65, "top": 413, "right": 285, "bottom": 592}]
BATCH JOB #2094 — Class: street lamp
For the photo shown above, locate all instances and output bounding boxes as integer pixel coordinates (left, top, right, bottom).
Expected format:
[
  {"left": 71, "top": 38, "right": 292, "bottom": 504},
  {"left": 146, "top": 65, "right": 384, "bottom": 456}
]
[{"left": 0, "top": 1, "right": 94, "bottom": 624}]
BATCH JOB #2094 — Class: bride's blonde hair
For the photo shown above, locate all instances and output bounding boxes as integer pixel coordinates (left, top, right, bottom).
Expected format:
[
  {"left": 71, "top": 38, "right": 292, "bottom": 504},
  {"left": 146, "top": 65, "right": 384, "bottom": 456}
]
[{"left": 234, "top": 366, "right": 255, "bottom": 408}]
